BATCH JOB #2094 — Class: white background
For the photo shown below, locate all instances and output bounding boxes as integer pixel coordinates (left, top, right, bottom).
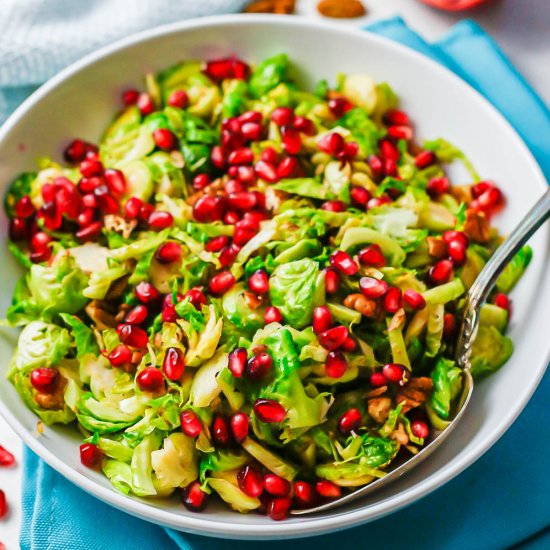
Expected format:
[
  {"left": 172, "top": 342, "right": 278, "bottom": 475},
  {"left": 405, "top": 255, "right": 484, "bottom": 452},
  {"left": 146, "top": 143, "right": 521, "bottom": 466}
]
[{"left": 1, "top": 0, "right": 549, "bottom": 548}]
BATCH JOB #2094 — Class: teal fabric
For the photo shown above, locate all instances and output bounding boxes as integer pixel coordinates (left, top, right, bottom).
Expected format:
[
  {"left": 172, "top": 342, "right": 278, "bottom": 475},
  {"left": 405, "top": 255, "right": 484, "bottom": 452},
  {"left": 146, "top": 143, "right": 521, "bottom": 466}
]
[{"left": 17, "top": 16, "right": 550, "bottom": 550}]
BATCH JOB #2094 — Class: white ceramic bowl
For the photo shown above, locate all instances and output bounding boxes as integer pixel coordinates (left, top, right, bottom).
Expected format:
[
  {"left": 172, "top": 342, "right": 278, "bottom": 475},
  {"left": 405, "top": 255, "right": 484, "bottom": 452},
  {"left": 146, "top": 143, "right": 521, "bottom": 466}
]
[{"left": 0, "top": 14, "right": 548, "bottom": 541}]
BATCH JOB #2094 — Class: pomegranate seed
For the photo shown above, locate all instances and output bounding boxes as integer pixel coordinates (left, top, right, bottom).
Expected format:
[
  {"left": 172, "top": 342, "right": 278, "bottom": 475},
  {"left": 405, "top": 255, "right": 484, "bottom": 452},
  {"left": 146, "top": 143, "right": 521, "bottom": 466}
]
[
  {"left": 429, "top": 259, "right": 453, "bottom": 285},
  {"left": 342, "top": 337, "right": 357, "bottom": 352},
  {"left": 447, "top": 240, "right": 467, "bottom": 266},
  {"left": 136, "top": 367, "right": 164, "bottom": 392},
  {"left": 321, "top": 200, "right": 347, "bottom": 212},
  {"left": 411, "top": 420, "right": 429, "bottom": 439},
  {"left": 342, "top": 141, "right": 359, "bottom": 159},
  {"left": 380, "top": 140, "right": 399, "bottom": 161},
  {"left": 477, "top": 187, "right": 504, "bottom": 213},
  {"left": 182, "top": 480, "right": 208, "bottom": 512},
  {"left": 244, "top": 210, "right": 269, "bottom": 225},
  {"left": 139, "top": 203, "right": 155, "bottom": 222},
  {"left": 228, "top": 147, "right": 253, "bottom": 166},
  {"left": 94, "top": 186, "right": 119, "bottom": 214},
  {"left": 382, "top": 363, "right": 409, "bottom": 386},
  {"left": 193, "top": 195, "right": 224, "bottom": 222},
  {"left": 30, "top": 231, "right": 51, "bottom": 252},
  {"left": 254, "top": 398, "right": 286, "bottom": 423},
  {"left": 15, "top": 195, "right": 35, "bottom": 218},
  {"left": 367, "top": 154, "right": 384, "bottom": 180},
  {"left": 415, "top": 150, "right": 436, "bottom": 169},
  {"left": 205, "top": 59, "right": 234, "bottom": 81},
  {"left": 124, "top": 197, "right": 143, "bottom": 219},
  {"left": 338, "top": 408, "right": 362, "bottom": 435},
  {"left": 81, "top": 194, "right": 97, "bottom": 209},
  {"left": 370, "top": 371, "right": 386, "bottom": 387},
  {"left": 117, "top": 324, "right": 149, "bottom": 348},
  {"left": 246, "top": 352, "right": 273, "bottom": 380},
  {"left": 233, "top": 219, "right": 258, "bottom": 246},
  {"left": 80, "top": 443, "right": 102, "bottom": 468},
  {"left": 76, "top": 208, "right": 95, "bottom": 228},
  {"left": 209, "top": 271, "right": 235, "bottom": 295},
  {"left": 328, "top": 97, "right": 353, "bottom": 118},
  {"left": 155, "top": 242, "right": 182, "bottom": 264},
  {"left": 30, "top": 247, "right": 52, "bottom": 264},
  {"left": 193, "top": 173, "right": 210, "bottom": 190},
  {"left": 316, "top": 480, "right": 341, "bottom": 499},
  {"left": 350, "top": 186, "right": 370, "bottom": 208},
  {"left": 230, "top": 412, "right": 249, "bottom": 443},
  {"left": 294, "top": 481, "right": 316, "bottom": 507},
  {"left": 264, "top": 306, "right": 283, "bottom": 324},
  {"left": 163, "top": 347, "right": 185, "bottom": 381},
  {"left": 206, "top": 235, "right": 230, "bottom": 253},
  {"left": 330, "top": 250, "right": 358, "bottom": 275},
  {"left": 261, "top": 147, "right": 279, "bottom": 165},
  {"left": 80, "top": 158, "right": 104, "bottom": 177},
  {"left": 180, "top": 410, "right": 202, "bottom": 437},
  {"left": 312, "top": 306, "right": 333, "bottom": 334},
  {"left": 41, "top": 182, "right": 55, "bottom": 202},
  {"left": 368, "top": 195, "right": 392, "bottom": 210},
  {"left": 383, "top": 287, "right": 402, "bottom": 313},
  {"left": 403, "top": 289, "right": 426, "bottom": 310},
  {"left": 318, "top": 326, "right": 348, "bottom": 350},
  {"left": 384, "top": 109, "right": 410, "bottom": 126},
  {"left": 122, "top": 89, "right": 139, "bottom": 106},
  {"left": 236, "top": 166, "right": 256, "bottom": 184},
  {"left": 212, "top": 416, "right": 232, "bottom": 446},
  {"left": 108, "top": 344, "right": 132, "bottom": 367},
  {"left": 39, "top": 201, "right": 62, "bottom": 229},
  {"left": 184, "top": 288, "right": 207, "bottom": 309},
  {"left": 271, "top": 107, "right": 294, "bottom": 127},
  {"left": 153, "top": 128, "right": 177, "bottom": 150},
  {"left": 324, "top": 268, "right": 341, "bottom": 294},
  {"left": 443, "top": 230, "right": 469, "bottom": 248},
  {"left": 248, "top": 270, "right": 269, "bottom": 294},
  {"left": 237, "top": 465, "right": 264, "bottom": 498},
  {"left": 494, "top": 292, "right": 511, "bottom": 314},
  {"left": 228, "top": 192, "right": 256, "bottom": 211},
  {"left": 125, "top": 304, "right": 148, "bottom": 325},
  {"left": 30, "top": 368, "right": 58, "bottom": 393},
  {"left": 241, "top": 122, "right": 263, "bottom": 141},
  {"left": 427, "top": 177, "right": 451, "bottom": 198},
  {"left": 78, "top": 175, "right": 102, "bottom": 194},
  {"left": 264, "top": 474, "right": 290, "bottom": 497},
  {"left": 325, "top": 350, "right": 348, "bottom": 378},
  {"left": 228, "top": 347, "right": 247, "bottom": 378},
  {"left": 384, "top": 158, "right": 398, "bottom": 177},
  {"left": 293, "top": 116, "right": 315, "bottom": 135},
  {"left": 101, "top": 170, "right": 126, "bottom": 199},
  {"left": 168, "top": 89, "right": 189, "bottom": 108},
  {"left": 9, "top": 218, "right": 28, "bottom": 241},
  {"left": 387, "top": 125, "right": 413, "bottom": 140},
  {"left": 224, "top": 210, "right": 241, "bottom": 225},
  {"left": 0, "top": 445, "right": 15, "bottom": 467},
  {"left": 0, "top": 489, "right": 7, "bottom": 519},
  {"left": 137, "top": 93, "right": 154, "bottom": 115},
  {"left": 276, "top": 156, "right": 298, "bottom": 179},
  {"left": 358, "top": 244, "right": 386, "bottom": 267},
  {"left": 239, "top": 111, "right": 262, "bottom": 124},
  {"left": 471, "top": 181, "right": 492, "bottom": 198},
  {"left": 266, "top": 497, "right": 292, "bottom": 521},
  {"left": 135, "top": 281, "right": 160, "bottom": 304},
  {"left": 443, "top": 313, "right": 457, "bottom": 339},
  {"left": 219, "top": 243, "right": 241, "bottom": 267},
  {"left": 210, "top": 145, "right": 227, "bottom": 169},
  {"left": 148, "top": 210, "right": 173, "bottom": 230},
  {"left": 255, "top": 160, "right": 279, "bottom": 183},
  {"left": 64, "top": 139, "right": 93, "bottom": 163},
  {"left": 359, "top": 277, "right": 389, "bottom": 298},
  {"left": 318, "top": 132, "right": 344, "bottom": 156},
  {"left": 281, "top": 127, "right": 302, "bottom": 155}
]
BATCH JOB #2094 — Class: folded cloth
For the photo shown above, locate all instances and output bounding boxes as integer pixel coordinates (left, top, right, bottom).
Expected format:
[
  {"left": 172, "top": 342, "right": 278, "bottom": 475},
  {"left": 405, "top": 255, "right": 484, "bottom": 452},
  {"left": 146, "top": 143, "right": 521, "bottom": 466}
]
[{"left": 14, "top": 14, "right": 550, "bottom": 550}]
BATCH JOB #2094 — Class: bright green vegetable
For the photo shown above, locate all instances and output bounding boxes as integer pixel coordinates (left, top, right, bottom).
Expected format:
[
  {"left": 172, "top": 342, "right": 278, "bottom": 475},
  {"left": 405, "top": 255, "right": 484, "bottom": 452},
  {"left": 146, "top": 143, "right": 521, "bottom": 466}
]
[{"left": 470, "top": 326, "right": 513, "bottom": 379}]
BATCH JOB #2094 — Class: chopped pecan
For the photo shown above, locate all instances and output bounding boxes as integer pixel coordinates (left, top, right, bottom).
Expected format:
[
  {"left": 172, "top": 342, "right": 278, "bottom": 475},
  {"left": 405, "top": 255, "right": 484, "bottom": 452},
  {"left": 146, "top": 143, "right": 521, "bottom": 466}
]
[
  {"left": 244, "top": 0, "right": 296, "bottom": 13},
  {"left": 103, "top": 214, "right": 137, "bottom": 239},
  {"left": 367, "top": 397, "right": 392, "bottom": 423},
  {"left": 186, "top": 179, "right": 225, "bottom": 206},
  {"left": 35, "top": 376, "right": 67, "bottom": 411},
  {"left": 396, "top": 377, "right": 433, "bottom": 413},
  {"left": 451, "top": 184, "right": 473, "bottom": 205},
  {"left": 265, "top": 187, "right": 289, "bottom": 213},
  {"left": 344, "top": 293, "right": 377, "bottom": 317},
  {"left": 244, "top": 292, "right": 264, "bottom": 310},
  {"left": 390, "top": 422, "right": 409, "bottom": 446},
  {"left": 317, "top": 0, "right": 366, "bottom": 18},
  {"left": 427, "top": 236, "right": 447, "bottom": 259},
  {"left": 365, "top": 385, "right": 388, "bottom": 398},
  {"left": 464, "top": 208, "right": 490, "bottom": 243},
  {"left": 105, "top": 275, "right": 129, "bottom": 302},
  {"left": 85, "top": 300, "right": 118, "bottom": 330},
  {"left": 115, "top": 303, "right": 132, "bottom": 323}
]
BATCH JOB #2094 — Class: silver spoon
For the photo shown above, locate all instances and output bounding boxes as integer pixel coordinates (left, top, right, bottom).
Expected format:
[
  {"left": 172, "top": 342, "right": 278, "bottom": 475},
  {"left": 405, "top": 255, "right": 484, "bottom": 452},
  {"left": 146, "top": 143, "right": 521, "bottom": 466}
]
[{"left": 292, "top": 187, "right": 550, "bottom": 516}]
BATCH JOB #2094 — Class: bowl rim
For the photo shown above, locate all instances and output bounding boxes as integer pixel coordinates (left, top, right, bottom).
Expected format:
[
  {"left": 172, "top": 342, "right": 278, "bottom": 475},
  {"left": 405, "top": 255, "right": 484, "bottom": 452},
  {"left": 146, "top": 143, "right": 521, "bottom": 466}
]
[{"left": 0, "top": 13, "right": 548, "bottom": 540}]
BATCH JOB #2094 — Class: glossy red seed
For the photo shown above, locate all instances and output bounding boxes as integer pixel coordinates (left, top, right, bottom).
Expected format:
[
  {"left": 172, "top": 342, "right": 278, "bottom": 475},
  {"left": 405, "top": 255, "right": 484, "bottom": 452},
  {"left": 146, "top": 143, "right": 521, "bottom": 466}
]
[
  {"left": 192, "top": 173, "right": 210, "bottom": 190},
  {"left": 168, "top": 89, "right": 189, "bottom": 108},
  {"left": 342, "top": 141, "right": 359, "bottom": 159},
  {"left": 228, "top": 347, "right": 248, "bottom": 378},
  {"left": 162, "top": 347, "right": 185, "bottom": 381},
  {"left": 367, "top": 154, "right": 384, "bottom": 180},
  {"left": 264, "top": 306, "right": 283, "bottom": 324},
  {"left": 325, "top": 351, "right": 348, "bottom": 379},
  {"left": 382, "top": 363, "right": 409, "bottom": 386},
  {"left": 193, "top": 195, "right": 225, "bottom": 222},
  {"left": 139, "top": 203, "right": 155, "bottom": 222},
  {"left": 368, "top": 195, "right": 392, "bottom": 210},
  {"left": 447, "top": 239, "right": 467, "bottom": 266},
  {"left": 318, "top": 326, "right": 348, "bottom": 351},
  {"left": 443, "top": 313, "right": 457, "bottom": 339},
  {"left": 324, "top": 268, "right": 340, "bottom": 294},
  {"left": 318, "top": 132, "right": 344, "bottom": 156},
  {"left": 125, "top": 304, "right": 148, "bottom": 325},
  {"left": 264, "top": 474, "right": 291, "bottom": 497},
  {"left": 248, "top": 270, "right": 269, "bottom": 295},
  {"left": 260, "top": 147, "right": 279, "bottom": 165},
  {"left": 210, "top": 145, "right": 227, "bottom": 169},
  {"left": 357, "top": 244, "right": 386, "bottom": 267},
  {"left": 341, "top": 337, "right": 357, "bottom": 352},
  {"left": 443, "top": 230, "right": 469, "bottom": 248},
  {"left": 231, "top": 57, "right": 250, "bottom": 79},
  {"left": 282, "top": 127, "right": 302, "bottom": 155},
  {"left": 64, "top": 139, "right": 92, "bottom": 163},
  {"left": 205, "top": 235, "right": 230, "bottom": 253},
  {"left": 239, "top": 110, "right": 262, "bottom": 123},
  {"left": 122, "top": 88, "right": 139, "bottom": 106},
  {"left": 330, "top": 250, "right": 358, "bottom": 275},
  {"left": 293, "top": 116, "right": 315, "bottom": 135},
  {"left": 312, "top": 306, "right": 333, "bottom": 335},
  {"left": 80, "top": 443, "right": 102, "bottom": 468},
  {"left": 0, "top": 489, "right": 7, "bottom": 519},
  {"left": 266, "top": 497, "right": 292, "bottom": 521},
  {"left": 228, "top": 192, "right": 257, "bottom": 211},
  {"left": 30, "top": 231, "right": 51, "bottom": 252},
  {"left": 224, "top": 210, "right": 241, "bottom": 225},
  {"left": 182, "top": 480, "right": 208, "bottom": 512},
  {"left": 15, "top": 195, "right": 35, "bottom": 218},
  {"left": 383, "top": 287, "right": 403, "bottom": 313},
  {"left": 429, "top": 259, "right": 454, "bottom": 285},
  {"left": 148, "top": 210, "right": 174, "bottom": 231},
  {"left": 380, "top": 140, "right": 399, "bottom": 161},
  {"left": 255, "top": 159, "right": 279, "bottom": 183},
  {"left": 236, "top": 166, "right": 256, "bottom": 184},
  {"left": 350, "top": 185, "right": 370, "bottom": 208},
  {"left": 359, "top": 277, "right": 389, "bottom": 298},
  {"left": 135, "top": 281, "right": 160, "bottom": 304},
  {"left": 40, "top": 201, "right": 62, "bottom": 229},
  {"left": 80, "top": 158, "right": 104, "bottom": 177},
  {"left": 230, "top": 412, "right": 249, "bottom": 444},
  {"left": 155, "top": 242, "right": 182, "bottom": 264},
  {"left": 246, "top": 352, "right": 273, "bottom": 380},
  {"left": 387, "top": 125, "right": 413, "bottom": 140},
  {"left": 370, "top": 371, "right": 386, "bottom": 387},
  {"left": 384, "top": 158, "right": 398, "bottom": 177},
  {"left": 180, "top": 410, "right": 202, "bottom": 438},
  {"left": 30, "top": 368, "right": 58, "bottom": 393},
  {"left": 81, "top": 194, "right": 97, "bottom": 209},
  {"left": 0, "top": 445, "right": 15, "bottom": 467},
  {"left": 233, "top": 219, "right": 258, "bottom": 246},
  {"left": 183, "top": 288, "right": 207, "bottom": 310},
  {"left": 9, "top": 218, "right": 28, "bottom": 241},
  {"left": 41, "top": 182, "right": 55, "bottom": 202},
  {"left": 328, "top": 97, "right": 353, "bottom": 118},
  {"left": 240, "top": 121, "right": 263, "bottom": 141},
  {"left": 403, "top": 289, "right": 426, "bottom": 310},
  {"left": 204, "top": 58, "right": 235, "bottom": 81},
  {"left": 117, "top": 324, "right": 149, "bottom": 348},
  {"left": 76, "top": 208, "right": 95, "bottom": 228},
  {"left": 427, "top": 176, "right": 451, "bottom": 198},
  {"left": 415, "top": 150, "right": 436, "bottom": 169},
  {"left": 237, "top": 465, "right": 264, "bottom": 498},
  {"left": 108, "top": 344, "right": 133, "bottom": 367},
  {"left": 95, "top": 187, "right": 119, "bottom": 215},
  {"left": 124, "top": 197, "right": 143, "bottom": 219},
  {"left": 408, "top": 420, "right": 429, "bottom": 440},
  {"left": 153, "top": 128, "right": 177, "bottom": 150},
  {"left": 316, "top": 480, "right": 341, "bottom": 499},
  {"left": 212, "top": 416, "right": 232, "bottom": 446},
  {"left": 254, "top": 398, "right": 286, "bottom": 423},
  {"left": 338, "top": 408, "right": 362, "bottom": 435},
  {"left": 294, "top": 481, "right": 316, "bottom": 507},
  {"left": 228, "top": 147, "right": 254, "bottom": 166},
  {"left": 136, "top": 367, "right": 164, "bottom": 392},
  {"left": 209, "top": 271, "right": 235, "bottom": 295},
  {"left": 271, "top": 107, "right": 294, "bottom": 127},
  {"left": 276, "top": 156, "right": 299, "bottom": 179},
  {"left": 321, "top": 200, "right": 347, "bottom": 212},
  {"left": 219, "top": 243, "right": 241, "bottom": 267},
  {"left": 137, "top": 92, "right": 154, "bottom": 115},
  {"left": 494, "top": 292, "right": 511, "bottom": 314}
]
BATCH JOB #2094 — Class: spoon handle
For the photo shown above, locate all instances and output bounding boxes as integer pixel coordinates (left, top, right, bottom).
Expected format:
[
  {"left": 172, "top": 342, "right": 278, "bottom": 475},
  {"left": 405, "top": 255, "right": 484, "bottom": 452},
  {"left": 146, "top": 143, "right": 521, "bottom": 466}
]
[{"left": 456, "top": 187, "right": 550, "bottom": 369}]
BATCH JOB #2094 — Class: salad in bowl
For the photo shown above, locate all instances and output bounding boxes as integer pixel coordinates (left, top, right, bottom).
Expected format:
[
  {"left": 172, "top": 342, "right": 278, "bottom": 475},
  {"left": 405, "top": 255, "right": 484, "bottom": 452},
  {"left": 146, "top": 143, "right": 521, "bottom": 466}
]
[{"left": 2, "top": 53, "right": 531, "bottom": 520}]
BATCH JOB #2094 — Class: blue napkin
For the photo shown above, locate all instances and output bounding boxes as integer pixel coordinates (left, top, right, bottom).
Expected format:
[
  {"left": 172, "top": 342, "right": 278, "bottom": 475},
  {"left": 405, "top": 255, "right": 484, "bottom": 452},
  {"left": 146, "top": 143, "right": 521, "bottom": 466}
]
[{"left": 16, "top": 16, "right": 550, "bottom": 550}]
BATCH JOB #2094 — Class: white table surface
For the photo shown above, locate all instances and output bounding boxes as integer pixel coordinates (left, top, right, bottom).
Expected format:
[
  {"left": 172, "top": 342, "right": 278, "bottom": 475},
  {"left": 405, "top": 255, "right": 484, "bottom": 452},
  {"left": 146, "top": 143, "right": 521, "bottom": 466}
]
[{"left": 1, "top": 1, "right": 549, "bottom": 548}]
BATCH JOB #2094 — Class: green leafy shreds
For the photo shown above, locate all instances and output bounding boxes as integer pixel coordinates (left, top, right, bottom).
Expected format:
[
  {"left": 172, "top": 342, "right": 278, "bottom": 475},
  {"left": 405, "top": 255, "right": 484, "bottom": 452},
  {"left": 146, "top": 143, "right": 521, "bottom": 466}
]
[{"left": 174, "top": 298, "right": 207, "bottom": 333}]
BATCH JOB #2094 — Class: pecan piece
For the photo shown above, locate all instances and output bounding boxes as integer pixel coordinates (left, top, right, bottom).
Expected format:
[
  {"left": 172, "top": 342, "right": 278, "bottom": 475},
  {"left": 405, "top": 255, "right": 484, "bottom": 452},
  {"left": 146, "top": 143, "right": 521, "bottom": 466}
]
[
  {"left": 244, "top": 0, "right": 296, "bottom": 14},
  {"left": 365, "top": 385, "right": 388, "bottom": 398},
  {"left": 367, "top": 397, "right": 392, "bottom": 423},
  {"left": 35, "top": 376, "right": 67, "bottom": 411},
  {"left": 317, "top": 0, "right": 366, "bottom": 18},
  {"left": 390, "top": 422, "right": 409, "bottom": 446},
  {"left": 464, "top": 208, "right": 490, "bottom": 243},
  {"left": 396, "top": 377, "right": 433, "bottom": 413},
  {"left": 427, "top": 236, "right": 447, "bottom": 259},
  {"left": 85, "top": 300, "right": 118, "bottom": 330},
  {"left": 344, "top": 293, "right": 377, "bottom": 317}
]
